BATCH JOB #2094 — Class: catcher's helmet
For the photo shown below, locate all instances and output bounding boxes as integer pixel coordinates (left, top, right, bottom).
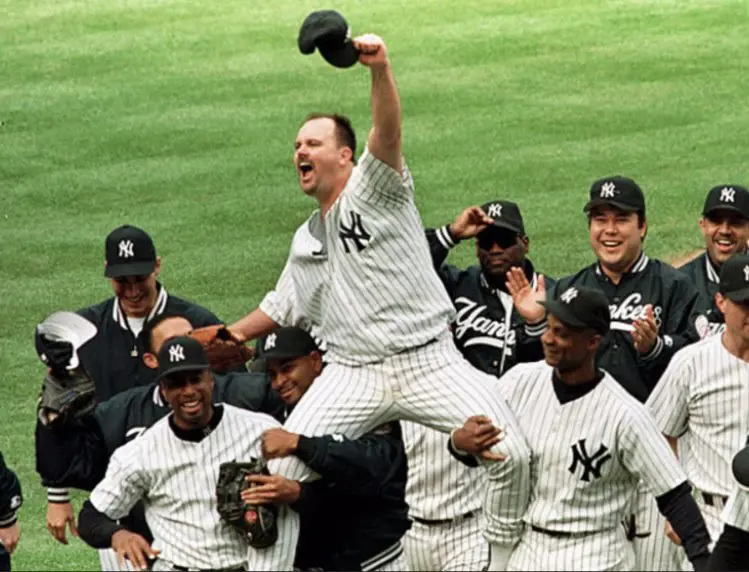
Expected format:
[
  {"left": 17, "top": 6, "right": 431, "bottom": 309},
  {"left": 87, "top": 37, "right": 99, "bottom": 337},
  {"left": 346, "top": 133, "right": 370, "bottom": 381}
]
[{"left": 35, "top": 311, "right": 97, "bottom": 374}]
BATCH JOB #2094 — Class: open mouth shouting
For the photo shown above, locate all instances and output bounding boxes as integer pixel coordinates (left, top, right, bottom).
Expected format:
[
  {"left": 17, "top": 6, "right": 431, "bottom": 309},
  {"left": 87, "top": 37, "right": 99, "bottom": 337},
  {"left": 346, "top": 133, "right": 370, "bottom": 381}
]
[{"left": 180, "top": 397, "right": 203, "bottom": 416}]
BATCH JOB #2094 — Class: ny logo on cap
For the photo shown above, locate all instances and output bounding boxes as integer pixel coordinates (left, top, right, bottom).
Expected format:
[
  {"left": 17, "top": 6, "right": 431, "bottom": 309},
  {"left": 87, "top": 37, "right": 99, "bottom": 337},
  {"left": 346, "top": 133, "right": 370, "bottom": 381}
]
[
  {"left": 486, "top": 204, "right": 503, "bottom": 218},
  {"left": 560, "top": 287, "right": 579, "bottom": 304},
  {"left": 743, "top": 265, "right": 749, "bottom": 282},
  {"left": 169, "top": 344, "right": 185, "bottom": 363},
  {"left": 119, "top": 239, "right": 135, "bottom": 258},
  {"left": 264, "top": 333, "right": 277, "bottom": 351},
  {"left": 9, "top": 495, "right": 21, "bottom": 510},
  {"left": 600, "top": 182, "right": 616, "bottom": 199},
  {"left": 720, "top": 187, "right": 736, "bottom": 203}
]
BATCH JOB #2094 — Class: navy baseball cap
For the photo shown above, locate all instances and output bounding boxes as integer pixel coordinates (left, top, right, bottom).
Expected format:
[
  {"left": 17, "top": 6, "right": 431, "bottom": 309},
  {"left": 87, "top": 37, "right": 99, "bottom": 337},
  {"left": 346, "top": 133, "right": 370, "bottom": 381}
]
[
  {"left": 703, "top": 185, "right": 749, "bottom": 219},
  {"left": 540, "top": 286, "right": 611, "bottom": 335},
  {"left": 733, "top": 443, "right": 749, "bottom": 490},
  {"left": 298, "top": 10, "right": 359, "bottom": 69},
  {"left": 251, "top": 327, "right": 320, "bottom": 372},
  {"left": 157, "top": 336, "right": 210, "bottom": 381},
  {"left": 584, "top": 176, "right": 646, "bottom": 215},
  {"left": 480, "top": 200, "right": 525, "bottom": 236},
  {"left": 105, "top": 225, "right": 157, "bottom": 278},
  {"left": 718, "top": 253, "right": 749, "bottom": 302}
]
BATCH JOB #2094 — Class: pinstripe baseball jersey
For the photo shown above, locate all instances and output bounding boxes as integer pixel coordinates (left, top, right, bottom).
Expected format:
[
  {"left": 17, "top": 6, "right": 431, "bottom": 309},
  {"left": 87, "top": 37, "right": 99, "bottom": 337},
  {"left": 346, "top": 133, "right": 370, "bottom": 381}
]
[
  {"left": 89, "top": 404, "right": 297, "bottom": 570},
  {"left": 497, "top": 362, "right": 686, "bottom": 532},
  {"left": 723, "top": 487, "right": 749, "bottom": 531},
  {"left": 402, "top": 421, "right": 484, "bottom": 520},
  {"left": 646, "top": 335, "right": 749, "bottom": 497},
  {"left": 260, "top": 148, "right": 454, "bottom": 365}
]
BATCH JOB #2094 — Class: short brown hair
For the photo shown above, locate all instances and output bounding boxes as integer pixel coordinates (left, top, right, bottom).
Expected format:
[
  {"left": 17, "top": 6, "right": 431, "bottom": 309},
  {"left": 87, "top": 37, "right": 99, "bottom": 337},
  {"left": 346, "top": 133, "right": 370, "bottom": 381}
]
[{"left": 303, "top": 113, "right": 357, "bottom": 163}]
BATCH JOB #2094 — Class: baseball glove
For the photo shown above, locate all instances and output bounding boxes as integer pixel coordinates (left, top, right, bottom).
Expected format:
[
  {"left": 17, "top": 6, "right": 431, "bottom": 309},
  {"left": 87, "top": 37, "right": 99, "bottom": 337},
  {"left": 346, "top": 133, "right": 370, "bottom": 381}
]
[
  {"left": 37, "top": 369, "right": 96, "bottom": 427},
  {"left": 189, "top": 325, "right": 253, "bottom": 373},
  {"left": 216, "top": 459, "right": 278, "bottom": 549}
]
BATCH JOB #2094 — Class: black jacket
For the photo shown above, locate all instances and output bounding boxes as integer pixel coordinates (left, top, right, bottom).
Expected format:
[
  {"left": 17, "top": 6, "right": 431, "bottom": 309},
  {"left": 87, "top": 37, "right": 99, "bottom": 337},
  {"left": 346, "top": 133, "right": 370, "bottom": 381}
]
[
  {"left": 426, "top": 225, "right": 553, "bottom": 377},
  {"left": 76, "top": 285, "right": 222, "bottom": 402},
  {"left": 0, "top": 452, "right": 22, "bottom": 529},
  {"left": 552, "top": 253, "right": 701, "bottom": 402},
  {"left": 677, "top": 252, "right": 725, "bottom": 338},
  {"left": 291, "top": 422, "right": 410, "bottom": 571}
]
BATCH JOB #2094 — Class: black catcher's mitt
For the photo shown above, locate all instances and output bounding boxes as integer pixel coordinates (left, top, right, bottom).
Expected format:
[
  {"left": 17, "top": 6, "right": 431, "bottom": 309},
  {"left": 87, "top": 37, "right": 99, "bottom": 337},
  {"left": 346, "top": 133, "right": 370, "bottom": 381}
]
[
  {"left": 37, "top": 368, "right": 96, "bottom": 426},
  {"left": 216, "top": 459, "right": 278, "bottom": 549}
]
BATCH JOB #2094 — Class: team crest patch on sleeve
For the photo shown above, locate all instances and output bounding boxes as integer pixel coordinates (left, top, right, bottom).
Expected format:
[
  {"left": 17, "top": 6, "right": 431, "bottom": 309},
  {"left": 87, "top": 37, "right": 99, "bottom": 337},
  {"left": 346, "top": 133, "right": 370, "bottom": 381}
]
[{"left": 695, "top": 315, "right": 710, "bottom": 340}]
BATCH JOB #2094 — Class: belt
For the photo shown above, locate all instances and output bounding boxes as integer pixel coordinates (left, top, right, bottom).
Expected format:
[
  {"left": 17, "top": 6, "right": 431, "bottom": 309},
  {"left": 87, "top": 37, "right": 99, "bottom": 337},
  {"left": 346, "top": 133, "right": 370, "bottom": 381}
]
[
  {"left": 700, "top": 492, "right": 729, "bottom": 509},
  {"left": 412, "top": 510, "right": 477, "bottom": 526},
  {"left": 530, "top": 525, "right": 591, "bottom": 539},
  {"left": 172, "top": 566, "right": 246, "bottom": 572}
]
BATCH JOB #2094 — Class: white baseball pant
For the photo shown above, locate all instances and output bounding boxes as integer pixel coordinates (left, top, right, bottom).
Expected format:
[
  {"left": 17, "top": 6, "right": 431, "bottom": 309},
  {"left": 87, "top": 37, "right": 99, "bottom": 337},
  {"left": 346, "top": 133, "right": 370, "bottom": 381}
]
[
  {"left": 404, "top": 511, "right": 489, "bottom": 571},
  {"left": 99, "top": 548, "right": 136, "bottom": 571}
]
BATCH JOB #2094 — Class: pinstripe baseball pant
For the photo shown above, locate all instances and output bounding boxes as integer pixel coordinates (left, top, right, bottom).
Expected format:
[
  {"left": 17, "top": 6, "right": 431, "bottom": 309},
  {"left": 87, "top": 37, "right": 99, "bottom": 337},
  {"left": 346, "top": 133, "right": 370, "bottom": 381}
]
[
  {"left": 404, "top": 511, "right": 490, "bottom": 571},
  {"left": 268, "top": 333, "right": 531, "bottom": 546}
]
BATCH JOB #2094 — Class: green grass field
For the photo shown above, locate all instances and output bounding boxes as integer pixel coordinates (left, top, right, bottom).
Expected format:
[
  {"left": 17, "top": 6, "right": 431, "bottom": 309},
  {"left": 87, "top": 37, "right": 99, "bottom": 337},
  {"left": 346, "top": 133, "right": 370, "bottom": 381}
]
[{"left": 2, "top": 0, "right": 749, "bottom": 568}]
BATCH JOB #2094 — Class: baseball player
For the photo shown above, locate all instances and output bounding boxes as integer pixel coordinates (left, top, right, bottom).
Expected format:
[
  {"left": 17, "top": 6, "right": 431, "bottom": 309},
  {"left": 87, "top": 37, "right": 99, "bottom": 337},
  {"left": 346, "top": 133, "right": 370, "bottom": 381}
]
[
  {"left": 678, "top": 185, "right": 749, "bottom": 339},
  {"left": 452, "top": 286, "right": 712, "bottom": 571},
  {"left": 244, "top": 327, "right": 410, "bottom": 571},
  {"left": 0, "top": 452, "right": 22, "bottom": 572},
  {"left": 708, "top": 443, "right": 749, "bottom": 571},
  {"left": 228, "top": 32, "right": 532, "bottom": 568},
  {"left": 551, "top": 175, "right": 701, "bottom": 570},
  {"left": 647, "top": 253, "right": 749, "bottom": 556},
  {"left": 401, "top": 200, "right": 552, "bottom": 570},
  {"left": 46, "top": 225, "right": 224, "bottom": 572},
  {"left": 77, "top": 337, "right": 299, "bottom": 571}
]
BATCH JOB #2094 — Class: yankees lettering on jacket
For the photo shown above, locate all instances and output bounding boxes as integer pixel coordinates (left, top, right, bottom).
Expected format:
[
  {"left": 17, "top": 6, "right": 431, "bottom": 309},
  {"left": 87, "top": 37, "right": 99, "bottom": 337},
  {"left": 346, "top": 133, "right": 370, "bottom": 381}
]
[
  {"left": 453, "top": 298, "right": 517, "bottom": 350},
  {"left": 608, "top": 293, "right": 663, "bottom": 329}
]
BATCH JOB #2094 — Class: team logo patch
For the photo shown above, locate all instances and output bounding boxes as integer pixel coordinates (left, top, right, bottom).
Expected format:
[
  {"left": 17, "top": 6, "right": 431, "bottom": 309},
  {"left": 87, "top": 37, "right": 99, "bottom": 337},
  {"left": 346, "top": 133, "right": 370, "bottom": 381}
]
[
  {"left": 721, "top": 187, "right": 736, "bottom": 203},
  {"left": 169, "top": 344, "right": 185, "bottom": 362},
  {"left": 339, "top": 210, "right": 371, "bottom": 253},
  {"left": 9, "top": 495, "right": 21, "bottom": 511},
  {"left": 264, "top": 333, "right": 277, "bottom": 351},
  {"left": 569, "top": 439, "right": 612, "bottom": 482},
  {"left": 118, "top": 239, "right": 135, "bottom": 258},
  {"left": 695, "top": 315, "right": 710, "bottom": 340},
  {"left": 560, "top": 287, "right": 578, "bottom": 304},
  {"left": 486, "top": 203, "right": 503, "bottom": 218},
  {"left": 600, "top": 181, "right": 616, "bottom": 198}
]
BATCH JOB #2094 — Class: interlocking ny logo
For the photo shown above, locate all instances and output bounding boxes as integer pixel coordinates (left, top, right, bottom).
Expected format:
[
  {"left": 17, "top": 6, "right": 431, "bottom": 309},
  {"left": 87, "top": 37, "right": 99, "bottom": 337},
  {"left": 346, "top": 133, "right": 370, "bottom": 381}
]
[
  {"left": 600, "top": 182, "right": 616, "bottom": 198},
  {"left": 721, "top": 187, "right": 736, "bottom": 203},
  {"left": 486, "top": 203, "right": 503, "bottom": 218},
  {"left": 339, "top": 210, "right": 371, "bottom": 253},
  {"left": 118, "top": 239, "right": 135, "bottom": 258},
  {"left": 264, "top": 333, "right": 277, "bottom": 351},
  {"left": 744, "top": 265, "right": 749, "bottom": 282},
  {"left": 569, "top": 439, "right": 612, "bottom": 482},
  {"left": 560, "top": 287, "right": 579, "bottom": 304},
  {"left": 168, "top": 344, "right": 185, "bottom": 363}
]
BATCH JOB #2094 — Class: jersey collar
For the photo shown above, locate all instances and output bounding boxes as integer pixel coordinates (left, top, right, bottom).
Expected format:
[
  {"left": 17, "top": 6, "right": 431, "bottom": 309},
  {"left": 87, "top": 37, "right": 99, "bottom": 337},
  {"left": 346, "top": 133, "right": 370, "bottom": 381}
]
[
  {"left": 705, "top": 253, "right": 720, "bottom": 284},
  {"left": 595, "top": 252, "right": 649, "bottom": 278},
  {"left": 112, "top": 283, "right": 169, "bottom": 331},
  {"left": 168, "top": 404, "right": 224, "bottom": 442}
]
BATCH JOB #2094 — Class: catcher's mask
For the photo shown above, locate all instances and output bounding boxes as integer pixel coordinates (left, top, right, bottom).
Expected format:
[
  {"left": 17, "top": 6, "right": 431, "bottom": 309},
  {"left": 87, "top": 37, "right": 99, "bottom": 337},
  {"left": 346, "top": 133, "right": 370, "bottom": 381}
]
[{"left": 35, "top": 311, "right": 98, "bottom": 375}]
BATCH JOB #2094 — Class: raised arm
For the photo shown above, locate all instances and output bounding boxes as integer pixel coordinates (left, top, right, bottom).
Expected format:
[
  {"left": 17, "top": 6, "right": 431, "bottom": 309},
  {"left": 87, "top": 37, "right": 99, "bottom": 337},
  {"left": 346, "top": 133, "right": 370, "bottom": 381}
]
[{"left": 355, "top": 35, "right": 402, "bottom": 172}]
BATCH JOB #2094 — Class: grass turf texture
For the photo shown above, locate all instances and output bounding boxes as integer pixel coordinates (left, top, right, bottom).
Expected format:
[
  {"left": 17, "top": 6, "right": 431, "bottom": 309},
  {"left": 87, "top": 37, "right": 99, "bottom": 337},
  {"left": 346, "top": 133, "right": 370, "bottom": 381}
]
[{"left": 2, "top": 0, "right": 748, "bottom": 568}]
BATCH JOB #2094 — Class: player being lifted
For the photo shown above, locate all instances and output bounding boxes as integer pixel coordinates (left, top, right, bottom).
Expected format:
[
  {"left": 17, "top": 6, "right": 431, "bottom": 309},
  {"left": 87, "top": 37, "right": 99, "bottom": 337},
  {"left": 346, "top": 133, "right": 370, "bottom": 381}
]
[{"left": 229, "top": 16, "right": 532, "bottom": 569}]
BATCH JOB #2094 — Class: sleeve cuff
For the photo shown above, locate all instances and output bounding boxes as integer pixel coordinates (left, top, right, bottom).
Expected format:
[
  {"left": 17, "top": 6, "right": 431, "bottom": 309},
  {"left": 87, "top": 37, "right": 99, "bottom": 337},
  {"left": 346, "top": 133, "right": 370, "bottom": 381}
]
[
  {"left": 641, "top": 336, "right": 664, "bottom": 361},
  {"left": 435, "top": 225, "right": 458, "bottom": 250},
  {"left": 48, "top": 487, "right": 71, "bottom": 504},
  {"left": 0, "top": 511, "right": 17, "bottom": 528},
  {"left": 524, "top": 320, "right": 548, "bottom": 337},
  {"left": 258, "top": 293, "right": 287, "bottom": 327},
  {"left": 294, "top": 435, "right": 319, "bottom": 465}
]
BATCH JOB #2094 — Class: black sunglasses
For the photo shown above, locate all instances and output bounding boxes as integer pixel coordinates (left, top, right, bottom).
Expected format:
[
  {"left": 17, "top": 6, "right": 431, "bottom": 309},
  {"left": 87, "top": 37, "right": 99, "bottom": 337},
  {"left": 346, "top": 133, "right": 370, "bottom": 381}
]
[{"left": 477, "top": 228, "right": 519, "bottom": 250}]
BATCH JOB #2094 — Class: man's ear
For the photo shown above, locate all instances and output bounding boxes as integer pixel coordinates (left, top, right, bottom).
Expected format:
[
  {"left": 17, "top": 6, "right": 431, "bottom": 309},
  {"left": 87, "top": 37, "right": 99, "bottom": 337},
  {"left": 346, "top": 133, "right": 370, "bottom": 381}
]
[
  {"left": 143, "top": 352, "right": 158, "bottom": 369},
  {"left": 311, "top": 351, "right": 323, "bottom": 375},
  {"left": 153, "top": 257, "right": 162, "bottom": 278}
]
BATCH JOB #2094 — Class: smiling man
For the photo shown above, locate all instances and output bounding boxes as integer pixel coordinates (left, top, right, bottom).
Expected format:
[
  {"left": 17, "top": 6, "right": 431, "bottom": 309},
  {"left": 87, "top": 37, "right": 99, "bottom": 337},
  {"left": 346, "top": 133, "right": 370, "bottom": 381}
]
[{"left": 678, "top": 185, "right": 749, "bottom": 339}]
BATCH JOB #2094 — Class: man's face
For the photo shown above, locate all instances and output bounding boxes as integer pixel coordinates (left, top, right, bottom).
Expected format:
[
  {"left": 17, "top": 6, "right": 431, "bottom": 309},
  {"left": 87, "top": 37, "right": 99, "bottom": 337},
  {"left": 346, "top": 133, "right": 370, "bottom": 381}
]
[
  {"left": 293, "top": 118, "right": 351, "bottom": 197},
  {"left": 541, "top": 314, "right": 599, "bottom": 372},
  {"left": 267, "top": 353, "right": 322, "bottom": 407},
  {"left": 475, "top": 227, "right": 527, "bottom": 280},
  {"left": 110, "top": 259, "right": 161, "bottom": 317},
  {"left": 588, "top": 207, "right": 645, "bottom": 273},
  {"left": 700, "top": 210, "right": 749, "bottom": 266},
  {"left": 160, "top": 369, "right": 215, "bottom": 429},
  {"left": 143, "top": 317, "right": 194, "bottom": 370},
  {"left": 716, "top": 293, "right": 749, "bottom": 342}
]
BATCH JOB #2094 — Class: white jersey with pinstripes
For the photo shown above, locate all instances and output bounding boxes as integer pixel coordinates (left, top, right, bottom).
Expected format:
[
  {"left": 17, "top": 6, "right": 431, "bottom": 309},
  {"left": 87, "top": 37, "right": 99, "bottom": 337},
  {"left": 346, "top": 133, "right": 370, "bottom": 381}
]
[
  {"left": 497, "top": 362, "right": 686, "bottom": 532},
  {"left": 89, "top": 404, "right": 297, "bottom": 570},
  {"left": 646, "top": 334, "right": 749, "bottom": 497},
  {"left": 403, "top": 421, "right": 485, "bottom": 520},
  {"left": 723, "top": 486, "right": 749, "bottom": 531},
  {"left": 260, "top": 148, "right": 455, "bottom": 366}
]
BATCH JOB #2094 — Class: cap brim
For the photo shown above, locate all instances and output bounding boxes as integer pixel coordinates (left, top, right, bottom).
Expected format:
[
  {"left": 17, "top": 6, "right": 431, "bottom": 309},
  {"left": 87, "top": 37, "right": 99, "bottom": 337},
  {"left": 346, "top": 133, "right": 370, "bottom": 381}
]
[
  {"left": 37, "top": 311, "right": 98, "bottom": 370},
  {"left": 538, "top": 300, "right": 590, "bottom": 329},
  {"left": 105, "top": 261, "right": 157, "bottom": 278},
  {"left": 703, "top": 205, "right": 749, "bottom": 218},
  {"left": 490, "top": 220, "right": 523, "bottom": 235},
  {"left": 724, "top": 287, "right": 749, "bottom": 303},
  {"left": 319, "top": 42, "right": 359, "bottom": 68},
  {"left": 157, "top": 363, "right": 210, "bottom": 382},
  {"left": 583, "top": 198, "right": 640, "bottom": 213},
  {"left": 733, "top": 445, "right": 749, "bottom": 490}
]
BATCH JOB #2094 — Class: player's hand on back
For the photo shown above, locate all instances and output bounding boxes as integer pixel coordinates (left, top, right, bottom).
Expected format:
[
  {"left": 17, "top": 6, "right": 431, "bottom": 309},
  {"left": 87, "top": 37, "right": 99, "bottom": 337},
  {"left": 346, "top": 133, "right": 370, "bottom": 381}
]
[
  {"left": 46, "top": 501, "right": 78, "bottom": 544},
  {"left": 506, "top": 268, "right": 547, "bottom": 324},
  {"left": 449, "top": 207, "right": 494, "bottom": 240},
  {"left": 352, "top": 34, "right": 389, "bottom": 68},
  {"left": 111, "top": 530, "right": 160, "bottom": 571},
  {"left": 0, "top": 521, "right": 20, "bottom": 554},
  {"left": 261, "top": 428, "right": 300, "bottom": 459},
  {"left": 452, "top": 415, "right": 506, "bottom": 461},
  {"left": 242, "top": 474, "right": 301, "bottom": 506}
]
